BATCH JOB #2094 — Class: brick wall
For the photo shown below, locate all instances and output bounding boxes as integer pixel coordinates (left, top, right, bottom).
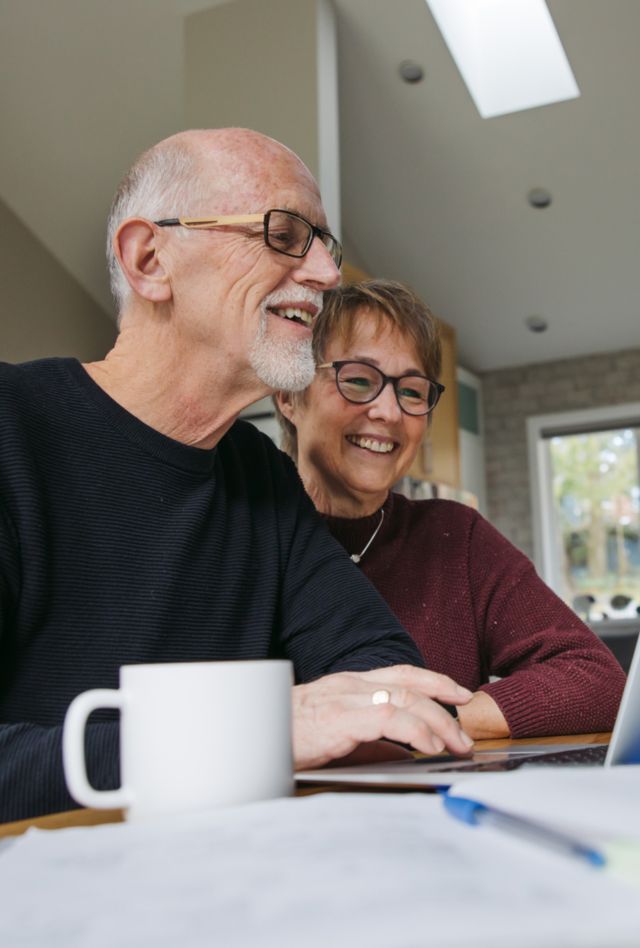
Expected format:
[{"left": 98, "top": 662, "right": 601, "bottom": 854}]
[{"left": 482, "top": 348, "right": 640, "bottom": 559}]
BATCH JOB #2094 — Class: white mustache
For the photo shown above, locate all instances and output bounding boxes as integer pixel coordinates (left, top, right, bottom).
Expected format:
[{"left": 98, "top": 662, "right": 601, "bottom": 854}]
[{"left": 261, "top": 286, "right": 324, "bottom": 314}]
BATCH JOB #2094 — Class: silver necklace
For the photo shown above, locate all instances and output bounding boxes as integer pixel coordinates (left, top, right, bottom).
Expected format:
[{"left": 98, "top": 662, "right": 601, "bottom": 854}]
[{"left": 350, "top": 509, "right": 385, "bottom": 563}]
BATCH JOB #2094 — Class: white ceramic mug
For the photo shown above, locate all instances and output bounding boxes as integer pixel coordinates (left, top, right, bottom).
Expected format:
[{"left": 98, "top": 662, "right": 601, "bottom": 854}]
[{"left": 62, "top": 660, "right": 293, "bottom": 821}]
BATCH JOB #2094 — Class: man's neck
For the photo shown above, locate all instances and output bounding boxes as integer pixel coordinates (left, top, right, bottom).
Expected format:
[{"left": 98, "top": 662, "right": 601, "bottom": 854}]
[{"left": 83, "top": 323, "right": 270, "bottom": 450}]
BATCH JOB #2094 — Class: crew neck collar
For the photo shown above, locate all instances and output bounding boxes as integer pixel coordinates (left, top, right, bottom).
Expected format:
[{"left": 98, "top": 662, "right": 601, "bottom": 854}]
[
  {"left": 323, "top": 492, "right": 396, "bottom": 551},
  {"left": 63, "top": 358, "right": 219, "bottom": 475}
]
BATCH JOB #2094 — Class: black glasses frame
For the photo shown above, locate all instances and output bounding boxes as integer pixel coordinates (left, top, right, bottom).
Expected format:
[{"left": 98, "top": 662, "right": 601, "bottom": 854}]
[
  {"left": 154, "top": 208, "right": 342, "bottom": 267},
  {"left": 317, "top": 360, "right": 445, "bottom": 416}
]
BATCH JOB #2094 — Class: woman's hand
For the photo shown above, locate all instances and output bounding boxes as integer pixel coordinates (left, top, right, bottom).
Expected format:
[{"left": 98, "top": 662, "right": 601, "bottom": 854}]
[{"left": 456, "top": 690, "right": 510, "bottom": 740}]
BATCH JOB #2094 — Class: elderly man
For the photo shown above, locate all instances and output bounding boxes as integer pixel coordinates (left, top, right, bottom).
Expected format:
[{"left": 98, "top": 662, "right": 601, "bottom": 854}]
[{"left": 0, "top": 129, "right": 473, "bottom": 822}]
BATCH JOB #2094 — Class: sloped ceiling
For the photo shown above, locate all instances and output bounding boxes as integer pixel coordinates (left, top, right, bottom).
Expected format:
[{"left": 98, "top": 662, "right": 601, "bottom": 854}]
[{"left": 1, "top": 0, "right": 638, "bottom": 371}]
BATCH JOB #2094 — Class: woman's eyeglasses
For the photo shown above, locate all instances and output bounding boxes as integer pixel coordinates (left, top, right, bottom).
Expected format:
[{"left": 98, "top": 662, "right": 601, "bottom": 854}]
[{"left": 317, "top": 361, "right": 444, "bottom": 416}]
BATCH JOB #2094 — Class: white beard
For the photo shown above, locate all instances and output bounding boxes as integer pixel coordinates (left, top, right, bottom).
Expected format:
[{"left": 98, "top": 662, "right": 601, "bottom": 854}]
[{"left": 248, "top": 288, "right": 322, "bottom": 391}]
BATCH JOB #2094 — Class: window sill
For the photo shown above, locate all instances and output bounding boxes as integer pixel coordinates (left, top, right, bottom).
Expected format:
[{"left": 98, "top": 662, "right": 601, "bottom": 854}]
[{"left": 589, "top": 618, "right": 640, "bottom": 639}]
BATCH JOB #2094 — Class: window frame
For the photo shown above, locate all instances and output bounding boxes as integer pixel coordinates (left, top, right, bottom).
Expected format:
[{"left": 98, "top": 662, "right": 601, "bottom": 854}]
[{"left": 527, "top": 401, "right": 640, "bottom": 633}]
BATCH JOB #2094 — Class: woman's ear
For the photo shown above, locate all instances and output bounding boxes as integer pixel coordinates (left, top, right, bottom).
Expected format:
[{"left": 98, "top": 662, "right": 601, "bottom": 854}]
[
  {"left": 113, "top": 218, "right": 172, "bottom": 303},
  {"left": 274, "top": 389, "right": 298, "bottom": 424}
]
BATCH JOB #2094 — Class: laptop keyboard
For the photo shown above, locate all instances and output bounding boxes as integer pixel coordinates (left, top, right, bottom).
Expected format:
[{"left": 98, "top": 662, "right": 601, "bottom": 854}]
[
  {"left": 448, "top": 744, "right": 608, "bottom": 773},
  {"left": 516, "top": 744, "right": 608, "bottom": 766}
]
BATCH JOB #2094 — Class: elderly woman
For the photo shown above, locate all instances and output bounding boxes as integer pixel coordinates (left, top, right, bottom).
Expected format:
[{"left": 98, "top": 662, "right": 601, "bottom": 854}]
[{"left": 275, "top": 279, "right": 625, "bottom": 740}]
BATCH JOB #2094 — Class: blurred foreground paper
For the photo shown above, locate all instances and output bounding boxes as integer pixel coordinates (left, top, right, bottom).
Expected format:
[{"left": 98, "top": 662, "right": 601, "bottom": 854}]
[{"left": 0, "top": 792, "right": 639, "bottom": 948}]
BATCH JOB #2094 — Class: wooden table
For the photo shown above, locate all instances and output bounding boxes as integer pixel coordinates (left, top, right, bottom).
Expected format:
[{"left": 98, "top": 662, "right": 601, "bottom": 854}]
[{"left": 0, "top": 732, "right": 610, "bottom": 839}]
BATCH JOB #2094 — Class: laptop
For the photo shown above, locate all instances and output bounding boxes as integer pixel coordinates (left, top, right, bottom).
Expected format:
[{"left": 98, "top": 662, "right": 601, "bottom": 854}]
[{"left": 296, "top": 634, "right": 640, "bottom": 789}]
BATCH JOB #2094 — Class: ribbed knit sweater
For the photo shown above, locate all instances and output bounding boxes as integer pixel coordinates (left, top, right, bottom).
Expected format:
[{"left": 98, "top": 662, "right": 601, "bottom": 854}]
[
  {"left": 326, "top": 491, "right": 625, "bottom": 737},
  {"left": 0, "top": 358, "right": 424, "bottom": 821}
]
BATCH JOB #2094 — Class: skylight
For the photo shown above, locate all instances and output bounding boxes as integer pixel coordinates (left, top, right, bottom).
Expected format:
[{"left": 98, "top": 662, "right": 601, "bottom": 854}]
[{"left": 426, "top": 0, "right": 580, "bottom": 118}]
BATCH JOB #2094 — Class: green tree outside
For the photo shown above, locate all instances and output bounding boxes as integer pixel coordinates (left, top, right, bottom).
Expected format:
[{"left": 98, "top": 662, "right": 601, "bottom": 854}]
[{"left": 548, "top": 428, "right": 640, "bottom": 618}]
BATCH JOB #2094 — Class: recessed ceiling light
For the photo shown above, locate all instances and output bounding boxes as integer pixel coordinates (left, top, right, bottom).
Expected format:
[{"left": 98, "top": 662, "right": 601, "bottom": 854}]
[
  {"left": 528, "top": 187, "right": 552, "bottom": 208},
  {"left": 399, "top": 61, "right": 424, "bottom": 83},
  {"left": 425, "top": 0, "right": 580, "bottom": 118},
  {"left": 525, "top": 315, "right": 548, "bottom": 333}
]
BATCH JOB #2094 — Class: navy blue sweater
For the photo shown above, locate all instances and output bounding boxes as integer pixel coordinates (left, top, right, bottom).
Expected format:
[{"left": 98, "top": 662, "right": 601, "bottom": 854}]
[{"left": 0, "top": 358, "right": 422, "bottom": 821}]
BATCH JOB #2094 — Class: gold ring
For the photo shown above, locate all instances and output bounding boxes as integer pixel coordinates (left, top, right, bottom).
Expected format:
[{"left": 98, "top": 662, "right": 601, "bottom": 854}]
[{"left": 371, "top": 688, "right": 391, "bottom": 705}]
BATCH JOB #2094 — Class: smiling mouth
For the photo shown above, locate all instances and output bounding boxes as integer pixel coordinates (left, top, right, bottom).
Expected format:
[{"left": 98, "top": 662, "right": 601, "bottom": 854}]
[
  {"left": 346, "top": 435, "right": 397, "bottom": 454},
  {"left": 268, "top": 305, "right": 314, "bottom": 328}
]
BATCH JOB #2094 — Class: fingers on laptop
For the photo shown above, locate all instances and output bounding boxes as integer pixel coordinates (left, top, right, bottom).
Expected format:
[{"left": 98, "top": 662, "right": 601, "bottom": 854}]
[{"left": 292, "top": 669, "right": 474, "bottom": 769}]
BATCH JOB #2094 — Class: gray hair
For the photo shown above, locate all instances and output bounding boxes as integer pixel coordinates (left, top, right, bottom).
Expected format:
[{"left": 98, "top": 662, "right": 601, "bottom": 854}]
[{"left": 106, "top": 139, "right": 208, "bottom": 318}]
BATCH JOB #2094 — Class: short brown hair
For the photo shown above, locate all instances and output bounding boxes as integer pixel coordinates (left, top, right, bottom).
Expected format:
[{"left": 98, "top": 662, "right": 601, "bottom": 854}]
[{"left": 276, "top": 279, "right": 442, "bottom": 459}]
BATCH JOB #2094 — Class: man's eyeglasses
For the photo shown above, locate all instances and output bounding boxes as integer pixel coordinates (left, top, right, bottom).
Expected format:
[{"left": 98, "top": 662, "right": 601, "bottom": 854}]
[
  {"left": 154, "top": 208, "right": 342, "bottom": 267},
  {"left": 317, "top": 361, "right": 445, "bottom": 416}
]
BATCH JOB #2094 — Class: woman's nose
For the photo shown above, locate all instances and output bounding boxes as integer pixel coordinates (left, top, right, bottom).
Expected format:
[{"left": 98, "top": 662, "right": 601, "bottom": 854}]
[{"left": 366, "top": 382, "right": 402, "bottom": 421}]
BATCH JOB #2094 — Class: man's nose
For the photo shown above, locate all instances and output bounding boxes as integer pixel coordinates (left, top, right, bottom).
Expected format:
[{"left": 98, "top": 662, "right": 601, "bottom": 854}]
[{"left": 291, "top": 235, "right": 341, "bottom": 290}]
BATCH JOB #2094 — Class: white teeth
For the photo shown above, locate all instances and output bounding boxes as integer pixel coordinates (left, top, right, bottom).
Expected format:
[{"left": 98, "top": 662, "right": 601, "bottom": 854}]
[
  {"left": 275, "top": 307, "right": 313, "bottom": 326},
  {"left": 347, "top": 435, "right": 395, "bottom": 454}
]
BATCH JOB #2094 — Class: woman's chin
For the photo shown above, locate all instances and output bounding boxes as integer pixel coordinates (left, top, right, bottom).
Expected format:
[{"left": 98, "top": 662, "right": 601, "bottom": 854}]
[
  {"left": 343, "top": 477, "right": 392, "bottom": 503},
  {"left": 345, "top": 467, "right": 398, "bottom": 497}
]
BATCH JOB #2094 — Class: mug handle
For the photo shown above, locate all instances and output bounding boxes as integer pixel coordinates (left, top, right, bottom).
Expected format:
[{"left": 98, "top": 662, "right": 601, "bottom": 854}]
[{"left": 62, "top": 688, "right": 132, "bottom": 810}]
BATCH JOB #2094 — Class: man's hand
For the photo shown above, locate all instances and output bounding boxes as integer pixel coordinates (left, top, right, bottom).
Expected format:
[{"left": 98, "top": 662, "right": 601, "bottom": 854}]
[{"left": 292, "top": 665, "right": 475, "bottom": 771}]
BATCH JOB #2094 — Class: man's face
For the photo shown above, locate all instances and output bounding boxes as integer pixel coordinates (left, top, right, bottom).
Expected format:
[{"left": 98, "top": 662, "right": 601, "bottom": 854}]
[{"left": 160, "top": 151, "right": 341, "bottom": 392}]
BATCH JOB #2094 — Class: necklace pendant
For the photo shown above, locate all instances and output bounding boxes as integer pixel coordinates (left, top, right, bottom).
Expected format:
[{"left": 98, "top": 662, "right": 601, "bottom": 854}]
[{"left": 348, "top": 508, "right": 385, "bottom": 565}]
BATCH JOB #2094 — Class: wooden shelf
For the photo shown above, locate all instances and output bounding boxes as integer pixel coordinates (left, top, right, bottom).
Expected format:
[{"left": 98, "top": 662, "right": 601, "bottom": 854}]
[{"left": 408, "top": 319, "right": 460, "bottom": 489}]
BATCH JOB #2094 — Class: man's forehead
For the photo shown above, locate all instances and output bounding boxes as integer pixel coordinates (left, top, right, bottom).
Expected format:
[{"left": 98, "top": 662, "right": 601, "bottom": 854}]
[{"left": 196, "top": 143, "right": 327, "bottom": 224}]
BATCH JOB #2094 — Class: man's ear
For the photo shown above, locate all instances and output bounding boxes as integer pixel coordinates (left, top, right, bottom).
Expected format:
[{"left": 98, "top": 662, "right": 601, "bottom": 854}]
[
  {"left": 274, "top": 389, "right": 297, "bottom": 424},
  {"left": 113, "top": 218, "right": 172, "bottom": 303}
]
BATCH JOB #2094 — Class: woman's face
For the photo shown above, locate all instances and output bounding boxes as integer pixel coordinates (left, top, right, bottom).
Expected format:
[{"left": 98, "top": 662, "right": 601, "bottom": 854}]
[{"left": 283, "top": 309, "right": 428, "bottom": 514}]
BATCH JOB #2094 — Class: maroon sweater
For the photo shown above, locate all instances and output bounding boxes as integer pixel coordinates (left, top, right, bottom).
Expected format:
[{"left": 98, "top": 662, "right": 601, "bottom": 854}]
[{"left": 326, "top": 492, "right": 625, "bottom": 737}]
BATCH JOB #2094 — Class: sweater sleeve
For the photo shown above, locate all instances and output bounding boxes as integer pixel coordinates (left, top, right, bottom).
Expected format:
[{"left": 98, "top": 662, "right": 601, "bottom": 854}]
[
  {"left": 0, "top": 502, "right": 120, "bottom": 821},
  {"left": 274, "top": 465, "right": 425, "bottom": 681},
  {"left": 0, "top": 723, "right": 120, "bottom": 822},
  {"left": 469, "top": 513, "right": 626, "bottom": 737},
  {"left": 0, "top": 503, "right": 14, "bottom": 646}
]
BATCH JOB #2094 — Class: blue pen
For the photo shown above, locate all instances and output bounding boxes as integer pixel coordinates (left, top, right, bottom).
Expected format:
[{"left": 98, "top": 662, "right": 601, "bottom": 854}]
[{"left": 443, "top": 793, "right": 606, "bottom": 869}]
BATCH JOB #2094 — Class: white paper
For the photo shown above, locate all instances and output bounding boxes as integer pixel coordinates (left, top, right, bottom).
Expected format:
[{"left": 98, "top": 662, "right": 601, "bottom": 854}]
[
  {"left": 450, "top": 765, "right": 640, "bottom": 842},
  {"left": 1, "top": 793, "right": 639, "bottom": 948}
]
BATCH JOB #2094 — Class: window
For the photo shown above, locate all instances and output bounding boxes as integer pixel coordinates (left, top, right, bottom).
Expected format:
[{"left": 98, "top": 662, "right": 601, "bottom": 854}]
[{"left": 528, "top": 404, "right": 640, "bottom": 626}]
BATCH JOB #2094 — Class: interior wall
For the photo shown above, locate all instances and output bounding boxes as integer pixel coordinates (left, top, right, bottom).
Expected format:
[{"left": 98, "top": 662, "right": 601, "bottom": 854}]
[
  {"left": 482, "top": 347, "right": 640, "bottom": 559},
  {"left": 185, "top": 0, "right": 320, "bottom": 179},
  {"left": 184, "top": 0, "right": 341, "bottom": 234},
  {"left": 1, "top": 197, "right": 116, "bottom": 364}
]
